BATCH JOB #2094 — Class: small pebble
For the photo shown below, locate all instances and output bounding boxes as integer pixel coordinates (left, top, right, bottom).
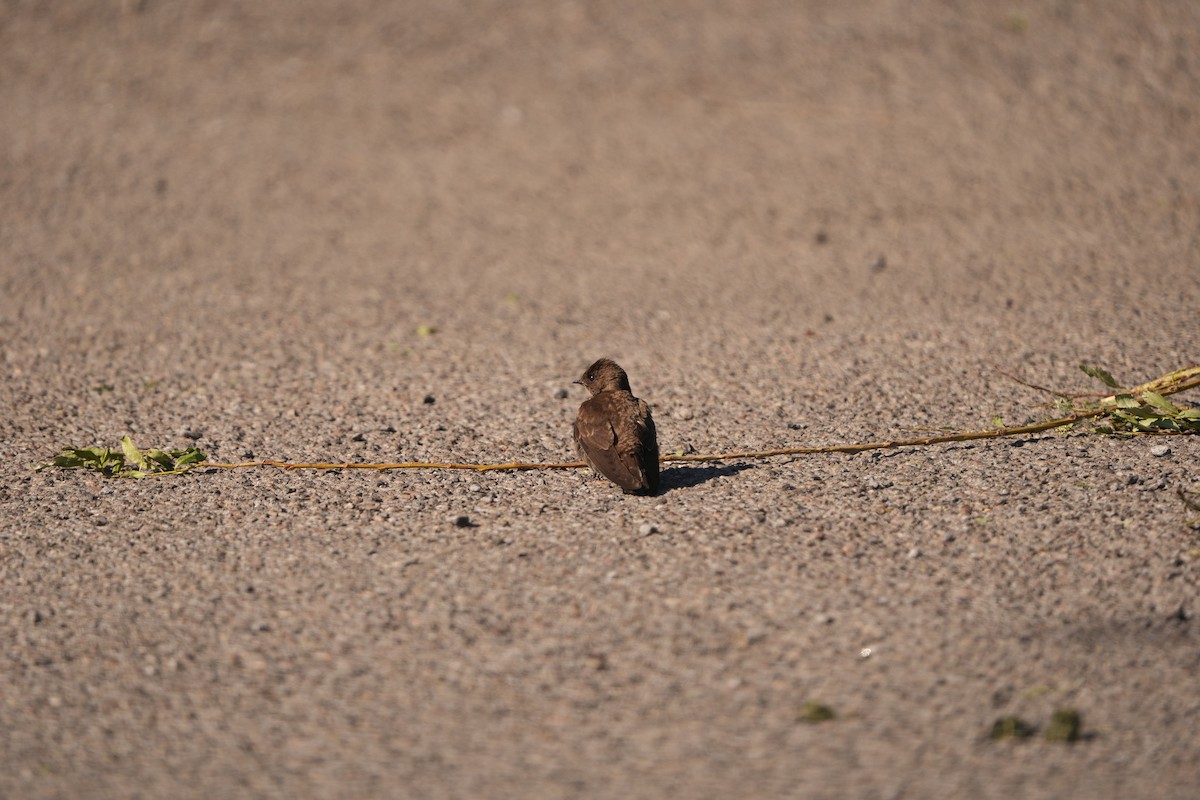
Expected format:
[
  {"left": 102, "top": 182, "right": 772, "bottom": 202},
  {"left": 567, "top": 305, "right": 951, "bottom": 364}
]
[
  {"left": 553, "top": 387, "right": 569, "bottom": 399},
  {"left": 907, "top": 547, "right": 922, "bottom": 559},
  {"left": 423, "top": 394, "right": 436, "bottom": 404},
  {"left": 638, "top": 523, "right": 659, "bottom": 536},
  {"left": 451, "top": 514, "right": 472, "bottom": 528},
  {"left": 673, "top": 406, "right": 695, "bottom": 421},
  {"left": 1150, "top": 444, "right": 1171, "bottom": 457}
]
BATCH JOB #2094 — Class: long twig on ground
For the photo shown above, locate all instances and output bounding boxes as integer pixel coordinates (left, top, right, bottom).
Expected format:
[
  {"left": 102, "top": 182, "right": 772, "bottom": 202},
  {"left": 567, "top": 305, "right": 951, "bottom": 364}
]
[{"left": 193, "top": 365, "right": 1200, "bottom": 473}]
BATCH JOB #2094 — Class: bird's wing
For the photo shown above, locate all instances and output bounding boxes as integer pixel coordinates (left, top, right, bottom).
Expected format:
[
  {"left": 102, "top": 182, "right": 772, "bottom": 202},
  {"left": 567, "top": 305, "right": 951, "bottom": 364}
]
[
  {"left": 635, "top": 399, "right": 660, "bottom": 491},
  {"left": 574, "top": 398, "right": 646, "bottom": 491}
]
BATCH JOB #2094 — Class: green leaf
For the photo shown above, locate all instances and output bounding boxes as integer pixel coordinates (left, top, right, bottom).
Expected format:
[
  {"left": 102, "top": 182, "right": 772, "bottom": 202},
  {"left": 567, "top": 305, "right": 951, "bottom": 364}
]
[
  {"left": 799, "top": 701, "right": 836, "bottom": 723},
  {"left": 1113, "top": 394, "right": 1141, "bottom": 409},
  {"left": 990, "top": 716, "right": 1036, "bottom": 740},
  {"left": 144, "top": 449, "right": 176, "bottom": 469},
  {"left": 1079, "top": 364, "right": 1120, "bottom": 388},
  {"left": 1044, "top": 708, "right": 1081, "bottom": 743},
  {"left": 172, "top": 448, "right": 207, "bottom": 467},
  {"left": 121, "top": 435, "right": 148, "bottom": 471},
  {"left": 1142, "top": 392, "right": 1179, "bottom": 415}
]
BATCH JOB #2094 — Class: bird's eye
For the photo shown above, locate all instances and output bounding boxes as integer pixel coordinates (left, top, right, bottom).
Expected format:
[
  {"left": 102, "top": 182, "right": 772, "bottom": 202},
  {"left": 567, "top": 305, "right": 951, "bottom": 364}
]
[{"left": 587, "top": 373, "right": 595, "bottom": 381}]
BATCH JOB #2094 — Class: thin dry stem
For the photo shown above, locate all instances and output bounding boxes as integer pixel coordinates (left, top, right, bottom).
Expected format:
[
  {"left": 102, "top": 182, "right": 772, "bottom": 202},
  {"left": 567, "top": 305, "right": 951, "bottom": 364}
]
[{"left": 196, "top": 365, "right": 1199, "bottom": 474}]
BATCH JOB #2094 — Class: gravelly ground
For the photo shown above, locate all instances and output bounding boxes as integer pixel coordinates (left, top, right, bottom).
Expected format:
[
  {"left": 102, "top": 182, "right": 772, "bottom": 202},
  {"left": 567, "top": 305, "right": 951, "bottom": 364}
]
[{"left": 2, "top": 2, "right": 1199, "bottom": 798}]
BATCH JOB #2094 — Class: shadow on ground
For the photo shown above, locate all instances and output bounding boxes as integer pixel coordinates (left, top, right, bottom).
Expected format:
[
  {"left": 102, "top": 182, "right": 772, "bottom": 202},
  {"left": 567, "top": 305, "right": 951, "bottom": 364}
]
[{"left": 659, "top": 463, "right": 753, "bottom": 493}]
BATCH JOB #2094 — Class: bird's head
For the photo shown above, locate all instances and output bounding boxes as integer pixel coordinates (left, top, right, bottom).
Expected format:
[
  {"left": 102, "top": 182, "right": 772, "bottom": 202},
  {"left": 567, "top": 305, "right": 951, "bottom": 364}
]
[{"left": 575, "top": 358, "right": 632, "bottom": 396}]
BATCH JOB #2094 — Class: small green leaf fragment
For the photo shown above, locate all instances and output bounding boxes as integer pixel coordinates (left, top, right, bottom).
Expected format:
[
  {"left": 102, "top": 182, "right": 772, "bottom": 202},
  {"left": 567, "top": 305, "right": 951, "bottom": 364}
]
[
  {"left": 415, "top": 324, "right": 437, "bottom": 337},
  {"left": 1113, "top": 394, "right": 1140, "bottom": 409},
  {"left": 1080, "top": 364, "right": 1120, "bottom": 388},
  {"left": 990, "top": 717, "right": 1036, "bottom": 740},
  {"left": 1045, "top": 708, "right": 1082, "bottom": 742},
  {"left": 799, "top": 701, "right": 836, "bottom": 723},
  {"left": 121, "top": 436, "right": 149, "bottom": 471}
]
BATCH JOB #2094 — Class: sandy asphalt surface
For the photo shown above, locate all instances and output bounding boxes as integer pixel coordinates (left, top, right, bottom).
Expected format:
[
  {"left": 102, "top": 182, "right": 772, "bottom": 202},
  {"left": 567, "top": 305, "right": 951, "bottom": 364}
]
[{"left": 3, "top": 2, "right": 1199, "bottom": 798}]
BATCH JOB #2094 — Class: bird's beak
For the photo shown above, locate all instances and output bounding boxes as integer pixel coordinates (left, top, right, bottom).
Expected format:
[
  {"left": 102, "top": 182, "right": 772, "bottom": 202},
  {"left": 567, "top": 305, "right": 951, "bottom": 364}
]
[{"left": 572, "top": 379, "right": 583, "bottom": 385}]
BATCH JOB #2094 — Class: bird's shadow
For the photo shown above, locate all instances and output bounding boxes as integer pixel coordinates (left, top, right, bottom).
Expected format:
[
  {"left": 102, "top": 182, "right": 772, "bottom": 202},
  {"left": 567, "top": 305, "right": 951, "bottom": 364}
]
[{"left": 658, "top": 462, "right": 754, "bottom": 493}]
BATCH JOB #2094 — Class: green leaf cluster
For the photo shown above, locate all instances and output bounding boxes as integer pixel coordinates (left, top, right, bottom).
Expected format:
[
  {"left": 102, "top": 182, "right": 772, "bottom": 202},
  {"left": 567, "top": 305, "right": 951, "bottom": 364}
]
[
  {"left": 1096, "top": 391, "right": 1200, "bottom": 434},
  {"left": 37, "top": 436, "right": 206, "bottom": 478},
  {"left": 1079, "top": 365, "right": 1200, "bottom": 435}
]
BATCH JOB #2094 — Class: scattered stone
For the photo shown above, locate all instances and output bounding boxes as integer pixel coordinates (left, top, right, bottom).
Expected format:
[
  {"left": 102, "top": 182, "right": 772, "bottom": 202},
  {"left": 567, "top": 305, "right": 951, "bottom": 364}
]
[
  {"left": 638, "top": 523, "right": 659, "bottom": 536},
  {"left": 553, "top": 387, "right": 569, "bottom": 399},
  {"left": 870, "top": 254, "right": 887, "bottom": 272},
  {"left": 814, "top": 613, "right": 834, "bottom": 625},
  {"left": 1150, "top": 444, "right": 1171, "bottom": 457},
  {"left": 450, "top": 514, "right": 472, "bottom": 528},
  {"left": 743, "top": 628, "right": 768, "bottom": 646},
  {"left": 907, "top": 547, "right": 922, "bottom": 559},
  {"left": 423, "top": 394, "right": 436, "bottom": 404},
  {"left": 672, "top": 406, "right": 695, "bottom": 421}
]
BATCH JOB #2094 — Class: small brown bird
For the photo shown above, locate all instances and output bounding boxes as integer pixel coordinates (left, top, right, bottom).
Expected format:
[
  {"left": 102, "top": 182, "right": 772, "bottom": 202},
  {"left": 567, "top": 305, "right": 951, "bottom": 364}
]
[{"left": 573, "top": 358, "right": 660, "bottom": 495}]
